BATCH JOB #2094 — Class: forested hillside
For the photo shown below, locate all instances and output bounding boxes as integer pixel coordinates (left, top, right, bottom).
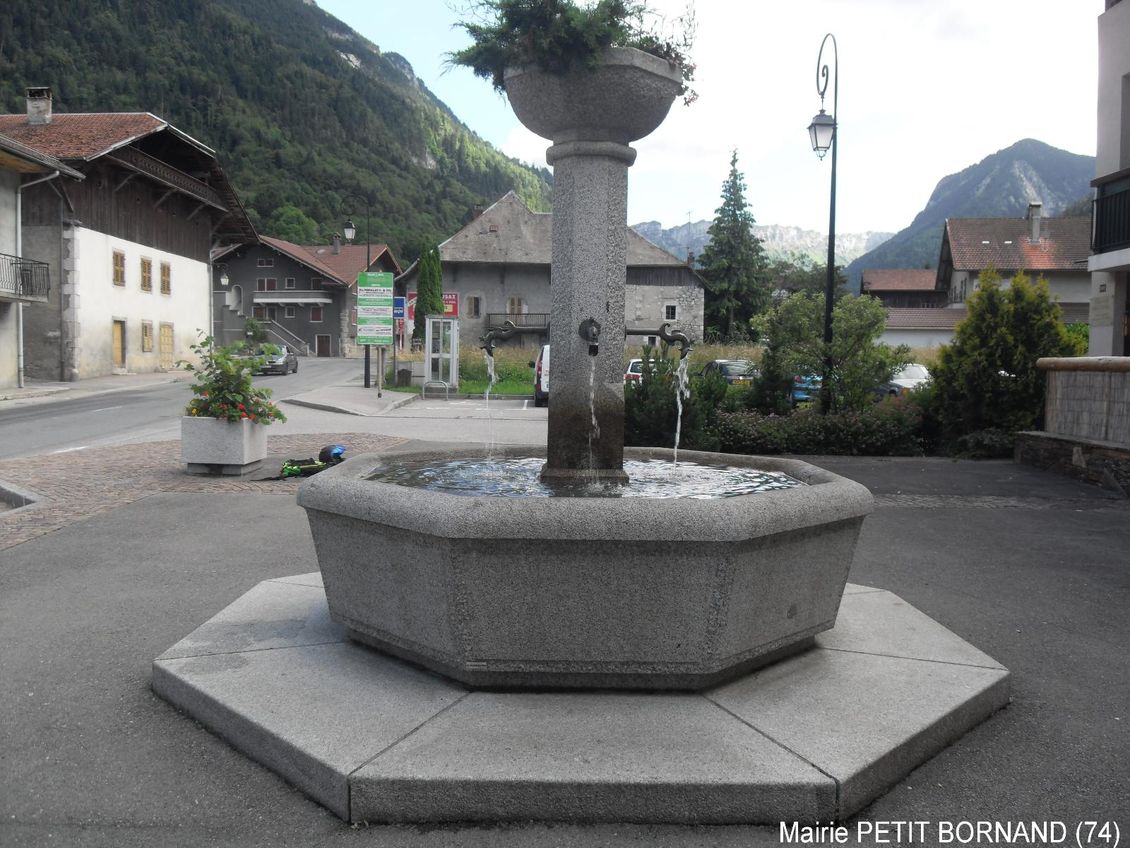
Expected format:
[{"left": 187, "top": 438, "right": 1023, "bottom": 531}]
[{"left": 0, "top": 0, "right": 553, "bottom": 260}]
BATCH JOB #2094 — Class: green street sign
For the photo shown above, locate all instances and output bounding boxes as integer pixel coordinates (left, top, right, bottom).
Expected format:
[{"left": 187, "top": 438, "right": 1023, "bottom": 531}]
[{"left": 356, "top": 271, "right": 394, "bottom": 346}]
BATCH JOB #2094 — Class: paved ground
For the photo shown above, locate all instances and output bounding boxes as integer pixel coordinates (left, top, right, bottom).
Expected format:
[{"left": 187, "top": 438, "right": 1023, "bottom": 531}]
[{"left": 1, "top": 378, "right": 1128, "bottom": 847}]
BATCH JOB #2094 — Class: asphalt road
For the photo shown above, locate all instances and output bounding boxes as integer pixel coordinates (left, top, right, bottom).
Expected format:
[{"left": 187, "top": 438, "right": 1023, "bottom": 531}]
[{"left": 0, "top": 358, "right": 362, "bottom": 459}]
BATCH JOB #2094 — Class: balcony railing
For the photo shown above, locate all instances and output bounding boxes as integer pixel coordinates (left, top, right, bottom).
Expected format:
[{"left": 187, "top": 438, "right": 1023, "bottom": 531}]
[
  {"left": 485, "top": 312, "right": 549, "bottom": 329},
  {"left": 1092, "top": 173, "right": 1130, "bottom": 254},
  {"left": 0, "top": 252, "right": 50, "bottom": 302}
]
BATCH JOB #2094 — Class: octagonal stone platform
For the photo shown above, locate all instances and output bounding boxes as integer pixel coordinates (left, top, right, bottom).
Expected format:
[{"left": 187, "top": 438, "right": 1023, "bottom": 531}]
[{"left": 152, "top": 576, "right": 1009, "bottom": 824}]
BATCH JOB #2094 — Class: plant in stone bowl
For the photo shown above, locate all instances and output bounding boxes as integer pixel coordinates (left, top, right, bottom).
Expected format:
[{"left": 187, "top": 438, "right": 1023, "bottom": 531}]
[
  {"left": 180, "top": 336, "right": 285, "bottom": 425},
  {"left": 449, "top": 0, "right": 697, "bottom": 103}
]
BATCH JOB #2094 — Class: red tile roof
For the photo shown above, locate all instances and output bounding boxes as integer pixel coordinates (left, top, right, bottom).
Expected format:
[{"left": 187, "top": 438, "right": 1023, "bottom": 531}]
[
  {"left": 0, "top": 113, "right": 168, "bottom": 160},
  {"left": 945, "top": 217, "right": 1091, "bottom": 272},
  {"left": 260, "top": 236, "right": 345, "bottom": 284},
  {"left": 303, "top": 243, "right": 401, "bottom": 280},
  {"left": 862, "top": 269, "right": 937, "bottom": 292},
  {"left": 885, "top": 308, "right": 967, "bottom": 330}
]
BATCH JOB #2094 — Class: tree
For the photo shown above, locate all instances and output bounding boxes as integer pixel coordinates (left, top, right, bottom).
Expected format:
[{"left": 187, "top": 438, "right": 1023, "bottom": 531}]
[
  {"left": 412, "top": 245, "right": 445, "bottom": 342},
  {"left": 264, "top": 204, "right": 321, "bottom": 244},
  {"left": 697, "top": 151, "right": 768, "bottom": 340},
  {"left": 752, "top": 293, "right": 909, "bottom": 413},
  {"left": 765, "top": 251, "right": 848, "bottom": 301},
  {"left": 932, "top": 267, "right": 1077, "bottom": 447}
]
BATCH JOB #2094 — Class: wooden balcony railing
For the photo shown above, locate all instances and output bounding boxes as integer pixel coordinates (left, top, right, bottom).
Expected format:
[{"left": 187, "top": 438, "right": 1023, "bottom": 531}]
[{"left": 0, "top": 252, "right": 50, "bottom": 302}]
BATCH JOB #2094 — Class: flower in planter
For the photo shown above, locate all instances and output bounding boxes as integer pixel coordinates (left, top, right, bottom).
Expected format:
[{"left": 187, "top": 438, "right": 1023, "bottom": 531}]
[
  {"left": 449, "top": 0, "right": 697, "bottom": 103},
  {"left": 179, "top": 336, "right": 286, "bottom": 424}
]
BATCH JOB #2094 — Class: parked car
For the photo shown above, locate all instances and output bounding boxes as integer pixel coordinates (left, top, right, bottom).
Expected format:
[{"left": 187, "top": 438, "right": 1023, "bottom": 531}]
[
  {"left": 624, "top": 358, "right": 661, "bottom": 383},
  {"left": 791, "top": 373, "right": 821, "bottom": 405},
  {"left": 258, "top": 344, "right": 298, "bottom": 375},
  {"left": 700, "top": 359, "right": 757, "bottom": 385},
  {"left": 529, "top": 344, "right": 550, "bottom": 406},
  {"left": 877, "top": 363, "right": 930, "bottom": 398}
]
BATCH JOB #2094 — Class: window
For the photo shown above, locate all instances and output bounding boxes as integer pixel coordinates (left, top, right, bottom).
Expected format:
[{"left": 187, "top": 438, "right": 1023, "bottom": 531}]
[
  {"left": 266, "top": 306, "right": 277, "bottom": 322},
  {"left": 665, "top": 303, "right": 678, "bottom": 321},
  {"left": 466, "top": 296, "right": 482, "bottom": 319},
  {"left": 112, "top": 251, "right": 125, "bottom": 286},
  {"left": 507, "top": 296, "right": 525, "bottom": 316},
  {"left": 141, "top": 321, "right": 154, "bottom": 352},
  {"left": 285, "top": 305, "right": 296, "bottom": 319},
  {"left": 285, "top": 277, "right": 296, "bottom": 289},
  {"left": 646, "top": 335, "right": 658, "bottom": 347},
  {"left": 140, "top": 258, "right": 152, "bottom": 292},
  {"left": 310, "top": 305, "right": 324, "bottom": 322},
  {"left": 311, "top": 278, "right": 323, "bottom": 290},
  {"left": 160, "top": 262, "right": 171, "bottom": 295},
  {"left": 256, "top": 278, "right": 277, "bottom": 292},
  {"left": 253, "top": 305, "right": 266, "bottom": 319},
  {"left": 257, "top": 257, "right": 274, "bottom": 267}
]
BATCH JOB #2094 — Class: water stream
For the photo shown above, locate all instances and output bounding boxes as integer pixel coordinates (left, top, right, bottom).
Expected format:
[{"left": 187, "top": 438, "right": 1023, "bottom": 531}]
[
  {"left": 587, "top": 357, "right": 600, "bottom": 471},
  {"left": 673, "top": 357, "right": 690, "bottom": 465},
  {"left": 483, "top": 350, "right": 497, "bottom": 456}
]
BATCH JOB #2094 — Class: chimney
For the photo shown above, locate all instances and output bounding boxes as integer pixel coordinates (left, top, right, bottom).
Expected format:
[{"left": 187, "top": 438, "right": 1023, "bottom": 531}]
[
  {"left": 26, "top": 86, "right": 52, "bottom": 125},
  {"left": 1027, "top": 202, "right": 1042, "bottom": 243},
  {"left": 332, "top": 233, "right": 342, "bottom": 255}
]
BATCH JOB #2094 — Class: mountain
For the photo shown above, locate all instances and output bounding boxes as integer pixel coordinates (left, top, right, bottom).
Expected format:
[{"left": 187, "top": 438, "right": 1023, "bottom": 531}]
[
  {"left": 845, "top": 139, "right": 1094, "bottom": 285},
  {"left": 0, "top": 0, "right": 552, "bottom": 260},
  {"left": 631, "top": 220, "right": 892, "bottom": 266}
]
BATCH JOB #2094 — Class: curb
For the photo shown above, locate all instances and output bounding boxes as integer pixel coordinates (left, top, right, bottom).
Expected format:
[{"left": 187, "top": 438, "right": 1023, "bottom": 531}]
[{"left": 282, "top": 393, "right": 418, "bottom": 417}]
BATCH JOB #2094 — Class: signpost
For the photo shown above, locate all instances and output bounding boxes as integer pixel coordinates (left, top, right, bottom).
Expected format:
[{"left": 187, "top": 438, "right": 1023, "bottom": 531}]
[{"left": 357, "top": 271, "right": 394, "bottom": 395}]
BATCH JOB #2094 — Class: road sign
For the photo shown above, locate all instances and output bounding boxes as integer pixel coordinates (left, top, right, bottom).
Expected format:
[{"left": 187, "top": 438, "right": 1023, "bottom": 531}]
[
  {"left": 393, "top": 296, "right": 406, "bottom": 320},
  {"left": 357, "top": 272, "right": 394, "bottom": 346}
]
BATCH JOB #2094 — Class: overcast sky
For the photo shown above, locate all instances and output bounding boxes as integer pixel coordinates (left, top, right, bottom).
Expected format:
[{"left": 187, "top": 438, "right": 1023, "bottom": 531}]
[{"left": 316, "top": 0, "right": 1102, "bottom": 236}]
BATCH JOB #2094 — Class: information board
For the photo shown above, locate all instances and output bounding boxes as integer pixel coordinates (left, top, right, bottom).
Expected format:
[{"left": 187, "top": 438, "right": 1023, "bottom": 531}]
[{"left": 356, "top": 272, "right": 394, "bottom": 346}]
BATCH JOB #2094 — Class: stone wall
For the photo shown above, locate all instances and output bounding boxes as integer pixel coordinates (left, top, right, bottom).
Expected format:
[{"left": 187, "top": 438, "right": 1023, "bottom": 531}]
[{"left": 1041, "top": 358, "right": 1130, "bottom": 446}]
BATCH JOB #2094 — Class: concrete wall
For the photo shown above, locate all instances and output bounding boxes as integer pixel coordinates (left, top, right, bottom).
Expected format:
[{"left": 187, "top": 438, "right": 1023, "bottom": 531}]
[
  {"left": 0, "top": 171, "right": 18, "bottom": 388},
  {"left": 1096, "top": 0, "right": 1130, "bottom": 177},
  {"left": 73, "top": 228, "right": 209, "bottom": 378},
  {"left": 880, "top": 328, "right": 956, "bottom": 349}
]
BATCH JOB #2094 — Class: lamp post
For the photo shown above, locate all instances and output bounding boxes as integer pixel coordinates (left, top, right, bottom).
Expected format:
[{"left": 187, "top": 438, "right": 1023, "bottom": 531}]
[
  {"left": 342, "top": 194, "right": 374, "bottom": 389},
  {"left": 808, "top": 32, "right": 838, "bottom": 415}
]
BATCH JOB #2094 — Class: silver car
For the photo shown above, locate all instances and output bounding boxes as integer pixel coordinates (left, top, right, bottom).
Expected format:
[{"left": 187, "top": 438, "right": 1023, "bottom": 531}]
[{"left": 259, "top": 344, "right": 298, "bottom": 375}]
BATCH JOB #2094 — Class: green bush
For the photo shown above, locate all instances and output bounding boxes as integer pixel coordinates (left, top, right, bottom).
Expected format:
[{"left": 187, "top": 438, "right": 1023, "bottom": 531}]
[
  {"left": 954, "top": 428, "right": 1015, "bottom": 459},
  {"left": 623, "top": 347, "right": 725, "bottom": 452},
  {"left": 716, "top": 400, "right": 924, "bottom": 456},
  {"left": 931, "top": 268, "right": 1077, "bottom": 448}
]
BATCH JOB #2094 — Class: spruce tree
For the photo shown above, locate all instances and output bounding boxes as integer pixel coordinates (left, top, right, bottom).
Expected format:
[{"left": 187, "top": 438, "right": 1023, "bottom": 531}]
[
  {"left": 412, "top": 245, "right": 445, "bottom": 342},
  {"left": 697, "top": 151, "right": 768, "bottom": 340}
]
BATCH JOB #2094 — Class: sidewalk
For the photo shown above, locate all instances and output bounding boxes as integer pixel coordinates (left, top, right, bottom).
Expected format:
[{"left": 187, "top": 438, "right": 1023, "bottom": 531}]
[{"left": 0, "top": 370, "right": 190, "bottom": 403}]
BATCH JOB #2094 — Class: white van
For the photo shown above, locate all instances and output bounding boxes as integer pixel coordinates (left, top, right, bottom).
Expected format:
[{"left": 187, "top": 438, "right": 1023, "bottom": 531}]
[{"left": 530, "top": 344, "right": 549, "bottom": 406}]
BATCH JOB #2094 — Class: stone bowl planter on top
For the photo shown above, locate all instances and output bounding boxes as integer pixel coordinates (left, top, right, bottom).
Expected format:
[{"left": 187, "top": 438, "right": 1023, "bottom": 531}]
[
  {"left": 503, "top": 46, "right": 682, "bottom": 145},
  {"left": 298, "top": 442, "right": 874, "bottom": 691},
  {"left": 181, "top": 416, "right": 267, "bottom": 476}
]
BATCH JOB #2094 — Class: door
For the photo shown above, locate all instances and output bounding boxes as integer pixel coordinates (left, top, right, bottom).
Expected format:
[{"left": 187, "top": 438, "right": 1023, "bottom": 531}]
[
  {"left": 316, "top": 334, "right": 331, "bottom": 357},
  {"left": 112, "top": 320, "right": 126, "bottom": 369},
  {"left": 158, "top": 323, "right": 175, "bottom": 370}
]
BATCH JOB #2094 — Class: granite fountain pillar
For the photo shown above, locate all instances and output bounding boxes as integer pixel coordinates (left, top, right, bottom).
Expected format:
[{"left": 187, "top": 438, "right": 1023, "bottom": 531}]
[{"left": 503, "top": 47, "right": 683, "bottom": 479}]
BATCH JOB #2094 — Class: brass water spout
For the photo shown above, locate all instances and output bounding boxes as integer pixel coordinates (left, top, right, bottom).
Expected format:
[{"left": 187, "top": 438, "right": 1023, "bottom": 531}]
[
  {"left": 479, "top": 320, "right": 518, "bottom": 356},
  {"left": 625, "top": 323, "right": 693, "bottom": 359}
]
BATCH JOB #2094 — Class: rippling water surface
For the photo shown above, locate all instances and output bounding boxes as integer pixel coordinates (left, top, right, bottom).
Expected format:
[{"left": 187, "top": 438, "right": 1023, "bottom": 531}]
[{"left": 369, "top": 457, "right": 804, "bottom": 499}]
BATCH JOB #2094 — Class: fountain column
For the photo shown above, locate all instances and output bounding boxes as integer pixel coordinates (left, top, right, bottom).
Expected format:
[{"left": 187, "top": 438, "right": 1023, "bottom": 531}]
[{"left": 504, "top": 47, "right": 681, "bottom": 479}]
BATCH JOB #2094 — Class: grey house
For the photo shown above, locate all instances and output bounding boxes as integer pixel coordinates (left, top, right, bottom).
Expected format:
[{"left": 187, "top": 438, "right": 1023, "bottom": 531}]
[
  {"left": 395, "top": 192, "right": 705, "bottom": 349},
  {"left": 213, "top": 235, "right": 401, "bottom": 357}
]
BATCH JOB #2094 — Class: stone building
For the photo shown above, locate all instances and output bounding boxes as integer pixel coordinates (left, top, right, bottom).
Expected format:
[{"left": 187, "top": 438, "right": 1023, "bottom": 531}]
[
  {"left": 395, "top": 192, "right": 704, "bottom": 350},
  {"left": 212, "top": 235, "right": 400, "bottom": 357},
  {"left": 0, "top": 88, "right": 253, "bottom": 380}
]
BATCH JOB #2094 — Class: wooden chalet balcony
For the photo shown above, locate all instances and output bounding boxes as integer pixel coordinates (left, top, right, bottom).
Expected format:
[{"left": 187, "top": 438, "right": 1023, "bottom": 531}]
[
  {"left": 106, "top": 146, "right": 227, "bottom": 211},
  {"left": 1092, "top": 169, "right": 1130, "bottom": 254},
  {"left": 0, "top": 252, "right": 50, "bottom": 302}
]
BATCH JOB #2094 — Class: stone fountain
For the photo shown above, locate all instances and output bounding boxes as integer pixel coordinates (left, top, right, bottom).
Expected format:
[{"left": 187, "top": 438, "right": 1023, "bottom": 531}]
[{"left": 153, "top": 47, "right": 1009, "bottom": 825}]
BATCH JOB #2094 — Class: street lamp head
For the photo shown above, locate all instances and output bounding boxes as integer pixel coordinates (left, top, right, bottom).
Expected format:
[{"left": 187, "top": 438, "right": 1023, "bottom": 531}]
[
  {"left": 808, "top": 110, "right": 835, "bottom": 159},
  {"left": 219, "top": 269, "right": 229, "bottom": 287},
  {"left": 343, "top": 219, "right": 357, "bottom": 242}
]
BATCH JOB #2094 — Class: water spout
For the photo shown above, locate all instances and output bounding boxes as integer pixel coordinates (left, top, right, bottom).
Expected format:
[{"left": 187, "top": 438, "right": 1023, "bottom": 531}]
[
  {"left": 479, "top": 320, "right": 518, "bottom": 356},
  {"left": 578, "top": 317, "right": 601, "bottom": 357},
  {"left": 624, "top": 322, "right": 693, "bottom": 359}
]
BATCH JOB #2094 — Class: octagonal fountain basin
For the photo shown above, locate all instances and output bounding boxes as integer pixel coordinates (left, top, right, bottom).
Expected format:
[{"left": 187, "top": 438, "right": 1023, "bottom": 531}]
[{"left": 297, "top": 442, "right": 873, "bottom": 691}]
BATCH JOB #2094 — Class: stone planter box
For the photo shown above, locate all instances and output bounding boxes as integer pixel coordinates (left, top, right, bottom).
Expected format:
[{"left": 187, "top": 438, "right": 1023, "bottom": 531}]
[
  {"left": 181, "top": 416, "right": 268, "bottom": 476},
  {"left": 298, "top": 443, "right": 874, "bottom": 690}
]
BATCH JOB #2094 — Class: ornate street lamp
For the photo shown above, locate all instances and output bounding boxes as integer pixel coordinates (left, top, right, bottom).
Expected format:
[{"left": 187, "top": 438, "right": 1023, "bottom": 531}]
[{"left": 808, "top": 33, "right": 838, "bottom": 415}]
